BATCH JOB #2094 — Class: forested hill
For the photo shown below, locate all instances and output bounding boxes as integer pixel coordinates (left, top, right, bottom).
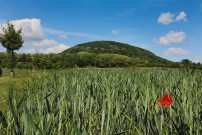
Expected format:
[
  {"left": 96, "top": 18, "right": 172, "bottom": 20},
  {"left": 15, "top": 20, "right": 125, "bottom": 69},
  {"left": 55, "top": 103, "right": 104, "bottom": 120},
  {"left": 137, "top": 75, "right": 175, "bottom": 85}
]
[
  {"left": 62, "top": 41, "right": 173, "bottom": 67},
  {"left": 64, "top": 41, "right": 152, "bottom": 56},
  {"left": 1, "top": 41, "right": 201, "bottom": 69}
]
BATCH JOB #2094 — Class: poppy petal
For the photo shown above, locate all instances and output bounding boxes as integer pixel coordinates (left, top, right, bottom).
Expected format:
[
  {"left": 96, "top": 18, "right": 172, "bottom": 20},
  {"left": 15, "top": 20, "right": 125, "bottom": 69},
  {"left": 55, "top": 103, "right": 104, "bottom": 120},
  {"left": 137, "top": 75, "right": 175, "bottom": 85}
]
[{"left": 157, "top": 94, "right": 173, "bottom": 107}]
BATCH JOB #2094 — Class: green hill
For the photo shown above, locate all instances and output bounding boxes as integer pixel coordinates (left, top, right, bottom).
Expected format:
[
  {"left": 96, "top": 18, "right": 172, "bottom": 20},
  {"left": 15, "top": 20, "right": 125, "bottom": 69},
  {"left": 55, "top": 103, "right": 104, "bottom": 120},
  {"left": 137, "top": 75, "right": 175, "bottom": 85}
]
[
  {"left": 0, "top": 41, "right": 178, "bottom": 69},
  {"left": 62, "top": 41, "right": 173, "bottom": 67}
]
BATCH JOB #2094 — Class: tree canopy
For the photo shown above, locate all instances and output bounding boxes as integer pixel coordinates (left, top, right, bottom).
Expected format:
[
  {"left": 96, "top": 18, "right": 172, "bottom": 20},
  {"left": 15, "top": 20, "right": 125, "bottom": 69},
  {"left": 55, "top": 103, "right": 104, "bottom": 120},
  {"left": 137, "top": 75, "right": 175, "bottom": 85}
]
[
  {"left": 0, "top": 22, "right": 23, "bottom": 52},
  {"left": 0, "top": 21, "right": 24, "bottom": 77}
]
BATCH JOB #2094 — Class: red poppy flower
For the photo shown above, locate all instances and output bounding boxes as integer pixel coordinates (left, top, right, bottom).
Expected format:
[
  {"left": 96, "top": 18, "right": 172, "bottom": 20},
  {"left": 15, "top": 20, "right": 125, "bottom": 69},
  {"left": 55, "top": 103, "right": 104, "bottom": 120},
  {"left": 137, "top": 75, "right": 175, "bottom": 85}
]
[{"left": 157, "top": 94, "right": 173, "bottom": 107}]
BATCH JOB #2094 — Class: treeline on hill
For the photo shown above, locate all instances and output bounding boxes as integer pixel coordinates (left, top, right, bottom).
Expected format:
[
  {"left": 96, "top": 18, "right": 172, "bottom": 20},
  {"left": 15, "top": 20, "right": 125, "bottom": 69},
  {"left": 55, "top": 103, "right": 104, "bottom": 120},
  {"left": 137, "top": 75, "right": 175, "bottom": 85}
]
[
  {"left": 0, "top": 41, "right": 202, "bottom": 70},
  {"left": 0, "top": 52, "right": 202, "bottom": 70}
]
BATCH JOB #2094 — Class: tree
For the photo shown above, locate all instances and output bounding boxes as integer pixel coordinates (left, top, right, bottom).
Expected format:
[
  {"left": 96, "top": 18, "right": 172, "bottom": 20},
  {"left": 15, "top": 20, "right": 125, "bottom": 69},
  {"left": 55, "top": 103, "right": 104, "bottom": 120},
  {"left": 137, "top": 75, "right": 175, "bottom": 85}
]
[
  {"left": 77, "top": 52, "right": 96, "bottom": 67},
  {"left": 0, "top": 21, "right": 23, "bottom": 77},
  {"left": 96, "top": 53, "right": 133, "bottom": 67},
  {"left": 0, "top": 52, "right": 10, "bottom": 67},
  {"left": 180, "top": 59, "right": 192, "bottom": 71}
]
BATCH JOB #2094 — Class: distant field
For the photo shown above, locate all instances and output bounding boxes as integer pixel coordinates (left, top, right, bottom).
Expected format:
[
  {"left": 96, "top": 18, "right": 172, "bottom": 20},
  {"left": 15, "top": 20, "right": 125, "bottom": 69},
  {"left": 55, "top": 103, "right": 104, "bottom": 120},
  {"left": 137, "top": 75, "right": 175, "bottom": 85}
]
[{"left": 0, "top": 69, "right": 201, "bottom": 134}]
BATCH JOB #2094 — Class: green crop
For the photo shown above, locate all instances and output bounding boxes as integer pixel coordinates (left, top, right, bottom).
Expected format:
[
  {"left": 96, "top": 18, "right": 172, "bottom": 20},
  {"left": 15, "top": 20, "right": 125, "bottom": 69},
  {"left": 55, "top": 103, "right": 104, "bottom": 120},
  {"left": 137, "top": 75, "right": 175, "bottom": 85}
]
[{"left": 0, "top": 69, "right": 201, "bottom": 134}]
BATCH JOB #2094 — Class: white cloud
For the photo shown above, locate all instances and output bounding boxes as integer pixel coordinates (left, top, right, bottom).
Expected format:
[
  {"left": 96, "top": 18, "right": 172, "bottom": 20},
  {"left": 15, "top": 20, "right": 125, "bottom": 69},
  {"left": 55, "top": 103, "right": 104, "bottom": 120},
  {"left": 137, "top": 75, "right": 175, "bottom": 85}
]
[
  {"left": 176, "top": 11, "right": 187, "bottom": 21},
  {"left": 38, "top": 44, "right": 69, "bottom": 54},
  {"left": 24, "top": 44, "right": 69, "bottom": 54},
  {"left": 157, "top": 12, "right": 174, "bottom": 25},
  {"left": 24, "top": 49, "right": 36, "bottom": 54},
  {"left": 164, "top": 48, "right": 190, "bottom": 56},
  {"left": 59, "top": 34, "right": 67, "bottom": 39},
  {"left": 112, "top": 29, "right": 120, "bottom": 35},
  {"left": 0, "top": 18, "right": 70, "bottom": 54},
  {"left": 193, "top": 57, "right": 202, "bottom": 63},
  {"left": 2, "top": 22, "right": 99, "bottom": 40},
  {"left": 9, "top": 18, "right": 45, "bottom": 42},
  {"left": 32, "top": 39, "right": 59, "bottom": 47},
  {"left": 157, "top": 31, "right": 186, "bottom": 45},
  {"left": 43, "top": 27, "right": 102, "bottom": 39},
  {"left": 157, "top": 11, "right": 187, "bottom": 25},
  {"left": 24, "top": 39, "right": 70, "bottom": 54}
]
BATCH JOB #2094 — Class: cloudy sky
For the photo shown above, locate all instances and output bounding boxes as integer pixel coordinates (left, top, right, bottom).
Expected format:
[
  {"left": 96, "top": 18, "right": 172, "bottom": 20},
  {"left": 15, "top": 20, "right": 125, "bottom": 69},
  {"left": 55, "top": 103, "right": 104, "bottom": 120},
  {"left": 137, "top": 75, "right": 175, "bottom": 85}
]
[{"left": 0, "top": 0, "right": 202, "bottom": 63}]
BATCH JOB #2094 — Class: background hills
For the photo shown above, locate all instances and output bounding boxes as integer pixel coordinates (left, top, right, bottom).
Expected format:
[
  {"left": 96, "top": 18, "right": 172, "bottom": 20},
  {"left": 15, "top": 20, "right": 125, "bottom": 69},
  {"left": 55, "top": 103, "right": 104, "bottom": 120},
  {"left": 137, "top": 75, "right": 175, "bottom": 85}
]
[
  {"left": 63, "top": 41, "right": 174, "bottom": 67},
  {"left": 0, "top": 40, "right": 201, "bottom": 69}
]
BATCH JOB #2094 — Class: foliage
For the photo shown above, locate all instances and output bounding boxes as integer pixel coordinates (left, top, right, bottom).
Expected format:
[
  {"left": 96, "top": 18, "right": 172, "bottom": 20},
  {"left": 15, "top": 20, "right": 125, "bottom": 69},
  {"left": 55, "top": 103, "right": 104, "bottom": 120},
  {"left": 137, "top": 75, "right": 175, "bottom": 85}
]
[
  {"left": 180, "top": 59, "right": 192, "bottom": 71},
  {"left": 0, "top": 69, "right": 201, "bottom": 134},
  {"left": 77, "top": 52, "right": 96, "bottom": 67},
  {"left": 96, "top": 53, "right": 134, "bottom": 67},
  {"left": 63, "top": 41, "right": 173, "bottom": 67},
  {"left": 1, "top": 41, "right": 202, "bottom": 69},
  {"left": 0, "top": 22, "right": 23, "bottom": 77},
  {"left": 0, "top": 22, "right": 23, "bottom": 52}
]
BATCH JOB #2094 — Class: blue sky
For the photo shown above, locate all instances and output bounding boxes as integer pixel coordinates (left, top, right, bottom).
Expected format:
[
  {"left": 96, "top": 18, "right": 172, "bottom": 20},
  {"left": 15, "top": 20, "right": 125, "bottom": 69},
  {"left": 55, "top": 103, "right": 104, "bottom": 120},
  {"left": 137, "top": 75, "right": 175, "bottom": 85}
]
[{"left": 0, "top": 0, "right": 202, "bottom": 63}]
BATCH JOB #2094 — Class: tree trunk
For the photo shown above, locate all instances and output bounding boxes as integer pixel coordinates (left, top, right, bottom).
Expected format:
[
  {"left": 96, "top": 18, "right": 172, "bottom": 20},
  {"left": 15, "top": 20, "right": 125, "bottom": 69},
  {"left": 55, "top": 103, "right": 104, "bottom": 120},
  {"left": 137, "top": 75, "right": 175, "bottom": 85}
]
[{"left": 10, "top": 50, "right": 15, "bottom": 77}]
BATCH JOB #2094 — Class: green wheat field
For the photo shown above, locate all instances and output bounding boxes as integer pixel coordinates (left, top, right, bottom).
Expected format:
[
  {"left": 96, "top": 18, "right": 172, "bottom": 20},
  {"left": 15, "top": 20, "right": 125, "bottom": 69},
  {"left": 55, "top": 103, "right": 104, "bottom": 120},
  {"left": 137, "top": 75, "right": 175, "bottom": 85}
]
[{"left": 0, "top": 69, "right": 202, "bottom": 135}]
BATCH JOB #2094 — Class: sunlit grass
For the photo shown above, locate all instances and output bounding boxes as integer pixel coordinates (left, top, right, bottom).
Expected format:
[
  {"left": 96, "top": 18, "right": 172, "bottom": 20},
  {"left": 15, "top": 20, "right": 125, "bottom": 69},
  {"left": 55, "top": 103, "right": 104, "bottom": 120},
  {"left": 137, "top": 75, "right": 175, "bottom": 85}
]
[
  {"left": 0, "top": 68, "right": 46, "bottom": 113},
  {"left": 0, "top": 69, "right": 201, "bottom": 134}
]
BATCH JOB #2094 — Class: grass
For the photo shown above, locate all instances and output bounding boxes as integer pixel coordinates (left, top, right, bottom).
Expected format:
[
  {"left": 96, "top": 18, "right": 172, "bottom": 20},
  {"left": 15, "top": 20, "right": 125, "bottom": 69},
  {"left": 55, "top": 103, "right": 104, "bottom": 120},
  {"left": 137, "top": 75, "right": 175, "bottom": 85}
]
[
  {"left": 0, "top": 68, "right": 46, "bottom": 113},
  {"left": 0, "top": 69, "right": 202, "bottom": 134}
]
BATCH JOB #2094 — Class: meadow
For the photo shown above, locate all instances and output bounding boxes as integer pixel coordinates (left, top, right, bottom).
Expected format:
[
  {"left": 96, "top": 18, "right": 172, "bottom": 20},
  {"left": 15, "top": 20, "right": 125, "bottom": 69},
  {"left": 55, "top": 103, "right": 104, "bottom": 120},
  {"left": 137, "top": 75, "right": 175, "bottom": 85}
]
[
  {"left": 0, "top": 68, "right": 46, "bottom": 113},
  {"left": 0, "top": 69, "right": 201, "bottom": 135}
]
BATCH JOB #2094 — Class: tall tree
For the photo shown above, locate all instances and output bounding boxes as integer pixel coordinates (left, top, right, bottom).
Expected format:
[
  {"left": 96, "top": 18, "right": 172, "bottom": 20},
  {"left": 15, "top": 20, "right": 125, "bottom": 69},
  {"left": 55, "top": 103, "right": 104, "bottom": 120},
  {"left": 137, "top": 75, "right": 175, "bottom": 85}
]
[{"left": 0, "top": 21, "right": 24, "bottom": 77}]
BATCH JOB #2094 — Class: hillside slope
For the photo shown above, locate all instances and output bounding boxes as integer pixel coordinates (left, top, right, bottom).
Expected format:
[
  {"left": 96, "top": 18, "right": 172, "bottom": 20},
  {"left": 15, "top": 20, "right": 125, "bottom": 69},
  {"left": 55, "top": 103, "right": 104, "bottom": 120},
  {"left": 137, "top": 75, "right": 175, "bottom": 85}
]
[{"left": 62, "top": 41, "right": 173, "bottom": 66}]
